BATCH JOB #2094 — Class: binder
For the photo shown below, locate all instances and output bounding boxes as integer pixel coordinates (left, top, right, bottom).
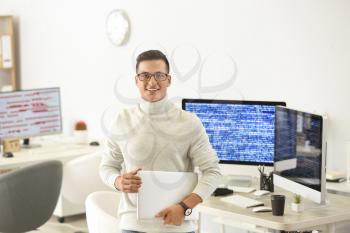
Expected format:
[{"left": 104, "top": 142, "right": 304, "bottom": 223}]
[
  {"left": 1, "top": 35, "right": 12, "bottom": 68},
  {"left": 0, "top": 36, "right": 2, "bottom": 68}
]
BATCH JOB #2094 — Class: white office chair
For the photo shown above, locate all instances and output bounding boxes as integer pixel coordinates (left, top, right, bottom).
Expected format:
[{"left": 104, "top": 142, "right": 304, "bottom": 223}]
[
  {"left": 56, "top": 152, "right": 110, "bottom": 232},
  {"left": 85, "top": 191, "right": 121, "bottom": 233},
  {"left": 61, "top": 151, "right": 110, "bottom": 205}
]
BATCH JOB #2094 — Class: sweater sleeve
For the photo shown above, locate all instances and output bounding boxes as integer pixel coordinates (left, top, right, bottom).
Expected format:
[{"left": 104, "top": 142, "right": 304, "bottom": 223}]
[
  {"left": 99, "top": 119, "right": 124, "bottom": 190},
  {"left": 189, "top": 115, "right": 222, "bottom": 200}
]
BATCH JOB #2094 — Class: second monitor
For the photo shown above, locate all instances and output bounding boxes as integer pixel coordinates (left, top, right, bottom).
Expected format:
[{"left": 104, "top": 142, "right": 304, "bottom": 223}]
[
  {"left": 0, "top": 87, "right": 62, "bottom": 148},
  {"left": 182, "top": 99, "right": 286, "bottom": 167}
]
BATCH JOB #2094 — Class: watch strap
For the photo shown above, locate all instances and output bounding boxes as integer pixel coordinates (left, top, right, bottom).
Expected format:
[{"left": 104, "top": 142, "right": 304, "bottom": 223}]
[
  {"left": 178, "top": 201, "right": 191, "bottom": 215},
  {"left": 178, "top": 201, "right": 189, "bottom": 210}
]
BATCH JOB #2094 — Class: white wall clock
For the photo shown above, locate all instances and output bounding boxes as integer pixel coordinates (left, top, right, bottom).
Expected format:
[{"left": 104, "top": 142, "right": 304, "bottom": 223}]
[{"left": 106, "top": 9, "right": 130, "bottom": 46}]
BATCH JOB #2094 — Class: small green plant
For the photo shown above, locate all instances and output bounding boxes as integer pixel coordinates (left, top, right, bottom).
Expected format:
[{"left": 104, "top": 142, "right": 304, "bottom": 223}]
[{"left": 293, "top": 194, "right": 301, "bottom": 204}]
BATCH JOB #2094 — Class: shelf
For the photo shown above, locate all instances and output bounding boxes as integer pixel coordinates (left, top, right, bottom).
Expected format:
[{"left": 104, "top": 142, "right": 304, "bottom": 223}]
[{"left": 0, "top": 67, "right": 13, "bottom": 70}]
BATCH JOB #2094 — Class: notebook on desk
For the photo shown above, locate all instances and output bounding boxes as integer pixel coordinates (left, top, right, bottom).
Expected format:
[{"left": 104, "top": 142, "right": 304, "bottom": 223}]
[{"left": 137, "top": 171, "right": 199, "bottom": 220}]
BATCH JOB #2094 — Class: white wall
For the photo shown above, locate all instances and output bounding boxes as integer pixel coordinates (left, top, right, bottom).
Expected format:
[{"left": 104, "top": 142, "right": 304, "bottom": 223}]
[{"left": 1, "top": 0, "right": 350, "bottom": 171}]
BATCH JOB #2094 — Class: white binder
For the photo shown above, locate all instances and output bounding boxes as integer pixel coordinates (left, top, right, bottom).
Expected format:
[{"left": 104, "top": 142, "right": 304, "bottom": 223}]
[
  {"left": 1, "top": 35, "right": 12, "bottom": 68},
  {"left": 137, "top": 171, "right": 199, "bottom": 220}
]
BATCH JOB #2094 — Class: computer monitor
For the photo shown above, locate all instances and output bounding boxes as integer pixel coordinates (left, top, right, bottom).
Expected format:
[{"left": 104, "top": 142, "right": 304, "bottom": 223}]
[
  {"left": 0, "top": 87, "right": 62, "bottom": 144},
  {"left": 182, "top": 99, "right": 286, "bottom": 168},
  {"left": 273, "top": 106, "right": 326, "bottom": 204}
]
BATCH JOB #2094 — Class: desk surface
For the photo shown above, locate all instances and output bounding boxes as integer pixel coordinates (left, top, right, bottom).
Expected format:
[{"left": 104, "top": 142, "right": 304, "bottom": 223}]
[
  {"left": 0, "top": 140, "right": 101, "bottom": 169},
  {"left": 199, "top": 188, "right": 350, "bottom": 231}
]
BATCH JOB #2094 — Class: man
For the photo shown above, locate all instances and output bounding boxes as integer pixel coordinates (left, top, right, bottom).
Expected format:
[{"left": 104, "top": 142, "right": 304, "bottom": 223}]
[{"left": 100, "top": 50, "right": 221, "bottom": 233}]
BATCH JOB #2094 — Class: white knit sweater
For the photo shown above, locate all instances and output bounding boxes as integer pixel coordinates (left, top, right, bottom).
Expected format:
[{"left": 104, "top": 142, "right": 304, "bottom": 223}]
[{"left": 99, "top": 96, "right": 222, "bottom": 232}]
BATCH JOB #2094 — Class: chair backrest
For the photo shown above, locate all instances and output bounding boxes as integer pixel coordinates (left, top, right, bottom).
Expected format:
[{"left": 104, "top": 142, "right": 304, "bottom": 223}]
[
  {"left": 62, "top": 152, "right": 110, "bottom": 204},
  {"left": 0, "top": 160, "right": 63, "bottom": 233}
]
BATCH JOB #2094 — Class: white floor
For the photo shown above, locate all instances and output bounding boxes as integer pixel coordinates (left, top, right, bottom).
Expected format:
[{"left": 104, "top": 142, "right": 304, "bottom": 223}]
[{"left": 28, "top": 215, "right": 89, "bottom": 233}]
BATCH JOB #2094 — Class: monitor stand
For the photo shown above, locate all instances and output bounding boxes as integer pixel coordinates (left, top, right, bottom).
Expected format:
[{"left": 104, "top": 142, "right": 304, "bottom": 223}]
[{"left": 21, "top": 138, "right": 42, "bottom": 149}]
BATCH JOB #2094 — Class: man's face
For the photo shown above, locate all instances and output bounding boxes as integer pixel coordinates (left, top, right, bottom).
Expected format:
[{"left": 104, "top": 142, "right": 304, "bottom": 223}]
[{"left": 135, "top": 59, "right": 171, "bottom": 102}]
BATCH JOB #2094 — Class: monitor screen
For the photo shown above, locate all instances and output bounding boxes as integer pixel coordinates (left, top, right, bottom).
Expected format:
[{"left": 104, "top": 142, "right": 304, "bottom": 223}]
[
  {"left": 182, "top": 99, "right": 286, "bottom": 166},
  {"left": 274, "top": 107, "right": 323, "bottom": 192},
  {"left": 0, "top": 87, "right": 62, "bottom": 139}
]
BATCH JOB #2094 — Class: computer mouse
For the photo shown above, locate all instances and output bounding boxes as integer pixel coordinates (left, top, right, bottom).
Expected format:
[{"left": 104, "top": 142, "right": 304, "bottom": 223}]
[
  {"left": 3, "top": 152, "right": 14, "bottom": 158},
  {"left": 89, "top": 141, "right": 100, "bottom": 146},
  {"left": 252, "top": 206, "right": 272, "bottom": 213},
  {"left": 253, "top": 190, "right": 270, "bottom": 196}
]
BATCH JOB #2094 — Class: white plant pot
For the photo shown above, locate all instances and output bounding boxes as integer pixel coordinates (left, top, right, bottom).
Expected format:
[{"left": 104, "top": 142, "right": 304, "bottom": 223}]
[
  {"left": 291, "top": 202, "right": 304, "bottom": 213},
  {"left": 74, "top": 130, "right": 88, "bottom": 144}
]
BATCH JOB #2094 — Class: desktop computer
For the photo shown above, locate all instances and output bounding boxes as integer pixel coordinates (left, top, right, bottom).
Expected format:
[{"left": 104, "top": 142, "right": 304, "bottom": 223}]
[
  {"left": 182, "top": 99, "right": 286, "bottom": 183},
  {"left": 0, "top": 87, "right": 62, "bottom": 149},
  {"left": 273, "top": 106, "right": 326, "bottom": 204}
]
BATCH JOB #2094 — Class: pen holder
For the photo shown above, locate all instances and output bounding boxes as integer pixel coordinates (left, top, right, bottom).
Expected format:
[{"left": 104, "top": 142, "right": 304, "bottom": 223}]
[{"left": 260, "top": 173, "right": 274, "bottom": 192}]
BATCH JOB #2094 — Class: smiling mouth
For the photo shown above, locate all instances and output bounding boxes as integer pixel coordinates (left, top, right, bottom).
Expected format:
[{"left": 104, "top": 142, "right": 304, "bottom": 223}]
[{"left": 146, "top": 89, "right": 159, "bottom": 91}]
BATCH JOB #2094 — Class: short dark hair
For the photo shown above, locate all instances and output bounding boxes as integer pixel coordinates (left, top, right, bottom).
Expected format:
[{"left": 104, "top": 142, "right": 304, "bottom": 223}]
[{"left": 136, "top": 50, "right": 170, "bottom": 73}]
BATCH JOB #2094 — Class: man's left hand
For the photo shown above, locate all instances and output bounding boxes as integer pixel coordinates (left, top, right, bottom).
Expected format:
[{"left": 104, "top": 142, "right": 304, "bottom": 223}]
[{"left": 156, "top": 204, "right": 185, "bottom": 226}]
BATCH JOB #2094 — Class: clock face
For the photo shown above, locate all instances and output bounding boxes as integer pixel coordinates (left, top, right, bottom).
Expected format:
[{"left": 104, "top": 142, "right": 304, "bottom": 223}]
[
  {"left": 106, "top": 9, "right": 130, "bottom": 46},
  {"left": 185, "top": 208, "right": 192, "bottom": 216}
]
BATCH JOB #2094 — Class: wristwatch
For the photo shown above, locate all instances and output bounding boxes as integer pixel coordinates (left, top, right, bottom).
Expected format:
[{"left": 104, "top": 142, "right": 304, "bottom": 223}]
[{"left": 178, "top": 201, "right": 192, "bottom": 216}]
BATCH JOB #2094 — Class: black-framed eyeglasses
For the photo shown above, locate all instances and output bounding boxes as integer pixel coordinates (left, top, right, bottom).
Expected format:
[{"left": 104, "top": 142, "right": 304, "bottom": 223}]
[{"left": 136, "top": 72, "right": 169, "bottom": 81}]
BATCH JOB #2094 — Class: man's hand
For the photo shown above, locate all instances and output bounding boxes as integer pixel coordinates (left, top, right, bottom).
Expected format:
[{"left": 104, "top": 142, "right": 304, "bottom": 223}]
[
  {"left": 114, "top": 168, "right": 142, "bottom": 193},
  {"left": 156, "top": 204, "right": 185, "bottom": 226}
]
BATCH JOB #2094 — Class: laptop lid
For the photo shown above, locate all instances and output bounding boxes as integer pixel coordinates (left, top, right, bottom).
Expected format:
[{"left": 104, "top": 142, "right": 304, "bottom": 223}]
[{"left": 137, "top": 171, "right": 199, "bottom": 220}]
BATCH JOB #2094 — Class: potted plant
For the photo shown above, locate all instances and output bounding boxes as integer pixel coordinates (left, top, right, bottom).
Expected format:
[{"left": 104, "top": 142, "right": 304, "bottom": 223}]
[
  {"left": 74, "top": 121, "right": 88, "bottom": 144},
  {"left": 291, "top": 194, "right": 304, "bottom": 213}
]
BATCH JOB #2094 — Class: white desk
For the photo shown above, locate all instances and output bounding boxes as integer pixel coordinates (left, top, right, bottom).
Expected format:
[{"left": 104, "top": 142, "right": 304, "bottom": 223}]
[
  {"left": 0, "top": 141, "right": 100, "bottom": 170},
  {"left": 198, "top": 187, "right": 350, "bottom": 233},
  {"left": 0, "top": 138, "right": 102, "bottom": 222},
  {"left": 327, "top": 181, "right": 350, "bottom": 196}
]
